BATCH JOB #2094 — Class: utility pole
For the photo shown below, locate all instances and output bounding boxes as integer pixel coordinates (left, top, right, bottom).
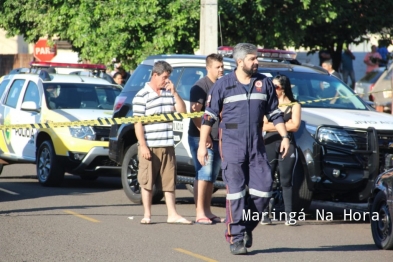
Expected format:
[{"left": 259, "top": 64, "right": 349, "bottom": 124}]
[{"left": 199, "top": 0, "right": 218, "bottom": 55}]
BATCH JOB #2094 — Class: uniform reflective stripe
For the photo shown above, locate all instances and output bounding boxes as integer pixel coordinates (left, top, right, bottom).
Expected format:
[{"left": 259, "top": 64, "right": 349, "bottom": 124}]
[
  {"left": 226, "top": 189, "right": 246, "bottom": 200},
  {"left": 249, "top": 93, "right": 267, "bottom": 101},
  {"left": 249, "top": 188, "right": 272, "bottom": 198},
  {"left": 223, "top": 94, "right": 247, "bottom": 104},
  {"left": 204, "top": 110, "right": 218, "bottom": 121},
  {"left": 266, "top": 108, "right": 282, "bottom": 120}
]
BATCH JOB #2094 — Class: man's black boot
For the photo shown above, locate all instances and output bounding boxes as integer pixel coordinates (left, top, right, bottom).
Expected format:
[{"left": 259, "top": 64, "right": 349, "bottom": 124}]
[
  {"left": 244, "top": 231, "right": 253, "bottom": 248},
  {"left": 229, "top": 240, "right": 248, "bottom": 255}
]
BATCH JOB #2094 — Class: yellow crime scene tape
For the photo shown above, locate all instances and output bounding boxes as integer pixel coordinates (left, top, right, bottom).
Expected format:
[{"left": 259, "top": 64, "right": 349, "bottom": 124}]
[
  {"left": 0, "top": 88, "right": 390, "bottom": 131},
  {"left": 0, "top": 112, "right": 204, "bottom": 131}
]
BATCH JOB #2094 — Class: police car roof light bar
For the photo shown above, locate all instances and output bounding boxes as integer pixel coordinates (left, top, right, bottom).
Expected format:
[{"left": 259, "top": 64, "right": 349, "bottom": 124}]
[
  {"left": 218, "top": 46, "right": 297, "bottom": 60},
  {"left": 30, "top": 61, "right": 107, "bottom": 70}
]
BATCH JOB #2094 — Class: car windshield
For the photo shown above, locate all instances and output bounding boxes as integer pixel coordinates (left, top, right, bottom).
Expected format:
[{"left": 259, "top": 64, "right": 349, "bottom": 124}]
[
  {"left": 359, "top": 70, "right": 384, "bottom": 83},
  {"left": 259, "top": 70, "right": 368, "bottom": 110},
  {"left": 43, "top": 83, "right": 121, "bottom": 110},
  {"left": 123, "top": 64, "right": 232, "bottom": 100}
]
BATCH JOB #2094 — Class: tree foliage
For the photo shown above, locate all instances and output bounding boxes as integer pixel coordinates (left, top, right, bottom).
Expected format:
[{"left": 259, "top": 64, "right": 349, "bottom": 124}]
[
  {"left": 0, "top": 0, "right": 200, "bottom": 69},
  {"left": 1, "top": 0, "right": 393, "bottom": 70},
  {"left": 218, "top": 0, "right": 393, "bottom": 70}
]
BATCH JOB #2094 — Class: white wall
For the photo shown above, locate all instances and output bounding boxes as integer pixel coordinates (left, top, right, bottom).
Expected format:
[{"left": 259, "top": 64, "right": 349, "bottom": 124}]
[{"left": 0, "top": 29, "right": 33, "bottom": 54}]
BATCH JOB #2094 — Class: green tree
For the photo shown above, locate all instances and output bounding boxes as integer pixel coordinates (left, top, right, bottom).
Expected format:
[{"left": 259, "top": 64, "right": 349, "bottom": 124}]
[
  {"left": 1, "top": 0, "right": 393, "bottom": 70},
  {"left": 0, "top": 0, "right": 200, "bottom": 69},
  {"left": 218, "top": 0, "right": 393, "bottom": 70}
]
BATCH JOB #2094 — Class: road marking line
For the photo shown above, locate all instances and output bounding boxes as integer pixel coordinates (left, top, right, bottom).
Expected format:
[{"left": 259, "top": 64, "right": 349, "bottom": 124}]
[
  {"left": 174, "top": 248, "right": 218, "bottom": 262},
  {"left": 63, "top": 210, "right": 100, "bottom": 223},
  {"left": 0, "top": 187, "right": 19, "bottom": 195}
]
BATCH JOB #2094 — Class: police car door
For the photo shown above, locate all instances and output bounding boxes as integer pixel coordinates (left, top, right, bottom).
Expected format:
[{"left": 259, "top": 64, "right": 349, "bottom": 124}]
[{"left": 2, "top": 77, "right": 41, "bottom": 161}]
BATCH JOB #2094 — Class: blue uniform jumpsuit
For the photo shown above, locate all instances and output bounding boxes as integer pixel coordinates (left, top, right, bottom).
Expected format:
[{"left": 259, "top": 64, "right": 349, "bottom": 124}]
[{"left": 202, "top": 71, "right": 284, "bottom": 244}]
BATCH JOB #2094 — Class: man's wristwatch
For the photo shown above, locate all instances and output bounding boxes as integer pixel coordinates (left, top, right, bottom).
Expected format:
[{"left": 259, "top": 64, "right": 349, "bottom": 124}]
[{"left": 282, "top": 134, "right": 290, "bottom": 139}]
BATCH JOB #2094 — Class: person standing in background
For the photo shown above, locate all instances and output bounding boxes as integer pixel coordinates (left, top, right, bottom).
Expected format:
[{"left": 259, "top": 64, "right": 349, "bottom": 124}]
[
  {"left": 364, "top": 45, "right": 382, "bottom": 73},
  {"left": 341, "top": 48, "right": 356, "bottom": 89},
  {"left": 322, "top": 60, "right": 342, "bottom": 80},
  {"left": 262, "top": 74, "right": 301, "bottom": 226},
  {"left": 133, "top": 61, "right": 192, "bottom": 225},
  {"left": 188, "top": 54, "right": 224, "bottom": 225}
]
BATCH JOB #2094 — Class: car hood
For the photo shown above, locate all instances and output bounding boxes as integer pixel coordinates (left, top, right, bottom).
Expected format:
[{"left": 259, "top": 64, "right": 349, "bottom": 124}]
[
  {"left": 45, "top": 109, "right": 113, "bottom": 125},
  {"left": 302, "top": 108, "right": 393, "bottom": 129}
]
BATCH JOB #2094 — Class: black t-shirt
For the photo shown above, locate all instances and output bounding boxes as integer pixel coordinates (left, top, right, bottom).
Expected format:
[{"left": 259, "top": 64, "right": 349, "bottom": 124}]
[{"left": 188, "top": 76, "right": 219, "bottom": 140}]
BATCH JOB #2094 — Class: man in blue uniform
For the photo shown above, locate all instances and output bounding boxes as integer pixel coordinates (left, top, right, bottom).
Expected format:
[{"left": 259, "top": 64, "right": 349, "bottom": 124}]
[{"left": 197, "top": 43, "right": 290, "bottom": 255}]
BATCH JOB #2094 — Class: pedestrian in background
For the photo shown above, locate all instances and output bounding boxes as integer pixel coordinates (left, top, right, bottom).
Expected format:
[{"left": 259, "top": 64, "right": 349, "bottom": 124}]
[
  {"left": 341, "top": 48, "right": 356, "bottom": 89},
  {"left": 318, "top": 49, "right": 331, "bottom": 66},
  {"left": 364, "top": 45, "right": 382, "bottom": 73},
  {"left": 377, "top": 40, "right": 389, "bottom": 68},
  {"left": 262, "top": 74, "right": 301, "bottom": 226},
  {"left": 112, "top": 72, "right": 124, "bottom": 87},
  {"left": 132, "top": 61, "right": 192, "bottom": 225},
  {"left": 188, "top": 53, "right": 224, "bottom": 225},
  {"left": 322, "top": 60, "right": 342, "bottom": 80},
  {"left": 197, "top": 43, "right": 290, "bottom": 255}
]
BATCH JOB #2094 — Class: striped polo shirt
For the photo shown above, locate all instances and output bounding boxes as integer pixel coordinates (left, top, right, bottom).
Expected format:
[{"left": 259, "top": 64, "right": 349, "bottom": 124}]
[{"left": 132, "top": 82, "right": 176, "bottom": 147}]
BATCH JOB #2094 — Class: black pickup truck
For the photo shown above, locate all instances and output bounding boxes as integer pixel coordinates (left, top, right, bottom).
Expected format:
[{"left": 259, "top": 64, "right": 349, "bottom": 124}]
[{"left": 109, "top": 54, "right": 393, "bottom": 215}]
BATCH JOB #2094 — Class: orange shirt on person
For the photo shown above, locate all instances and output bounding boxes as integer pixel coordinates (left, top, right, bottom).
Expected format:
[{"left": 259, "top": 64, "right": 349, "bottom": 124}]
[{"left": 364, "top": 52, "right": 382, "bottom": 73}]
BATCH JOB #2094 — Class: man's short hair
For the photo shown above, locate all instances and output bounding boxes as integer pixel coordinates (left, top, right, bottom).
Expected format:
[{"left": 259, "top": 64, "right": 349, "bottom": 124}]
[
  {"left": 233, "top": 43, "right": 257, "bottom": 64},
  {"left": 206, "top": 53, "right": 223, "bottom": 66},
  {"left": 322, "top": 59, "right": 333, "bottom": 66},
  {"left": 152, "top": 61, "right": 173, "bottom": 76}
]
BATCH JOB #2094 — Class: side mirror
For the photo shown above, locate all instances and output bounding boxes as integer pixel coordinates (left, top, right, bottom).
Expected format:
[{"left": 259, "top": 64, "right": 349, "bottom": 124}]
[{"left": 21, "top": 101, "right": 40, "bottom": 113}]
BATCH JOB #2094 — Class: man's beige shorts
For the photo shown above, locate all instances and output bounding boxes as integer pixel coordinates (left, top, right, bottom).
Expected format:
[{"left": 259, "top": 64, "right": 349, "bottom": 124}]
[{"left": 137, "top": 146, "right": 176, "bottom": 192}]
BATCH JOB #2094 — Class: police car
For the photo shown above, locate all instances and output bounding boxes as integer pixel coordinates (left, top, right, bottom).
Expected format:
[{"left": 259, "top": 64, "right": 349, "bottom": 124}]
[
  {"left": 0, "top": 67, "right": 122, "bottom": 186},
  {"left": 109, "top": 51, "right": 393, "bottom": 216}
]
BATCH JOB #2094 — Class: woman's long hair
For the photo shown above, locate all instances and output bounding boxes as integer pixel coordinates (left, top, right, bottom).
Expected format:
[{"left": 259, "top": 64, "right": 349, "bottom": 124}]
[{"left": 273, "top": 74, "right": 297, "bottom": 103}]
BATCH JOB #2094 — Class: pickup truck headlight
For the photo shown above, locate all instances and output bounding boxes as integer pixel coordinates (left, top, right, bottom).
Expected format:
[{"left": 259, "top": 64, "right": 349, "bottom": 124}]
[
  {"left": 317, "top": 127, "right": 356, "bottom": 148},
  {"left": 69, "top": 126, "right": 96, "bottom": 140}
]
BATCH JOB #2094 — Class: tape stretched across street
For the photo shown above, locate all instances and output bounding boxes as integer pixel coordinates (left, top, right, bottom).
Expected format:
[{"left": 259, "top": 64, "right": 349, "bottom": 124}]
[
  {"left": 0, "top": 112, "right": 204, "bottom": 131},
  {"left": 0, "top": 89, "right": 390, "bottom": 130}
]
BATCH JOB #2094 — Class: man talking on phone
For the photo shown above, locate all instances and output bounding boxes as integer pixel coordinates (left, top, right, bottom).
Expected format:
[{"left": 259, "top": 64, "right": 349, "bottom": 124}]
[{"left": 132, "top": 61, "right": 192, "bottom": 225}]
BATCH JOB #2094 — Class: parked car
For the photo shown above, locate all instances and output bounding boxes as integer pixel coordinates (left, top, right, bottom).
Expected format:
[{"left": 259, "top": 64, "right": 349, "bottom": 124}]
[
  {"left": 109, "top": 53, "right": 393, "bottom": 214},
  {"left": 0, "top": 69, "right": 122, "bottom": 186},
  {"left": 369, "top": 169, "right": 393, "bottom": 250},
  {"left": 355, "top": 64, "right": 393, "bottom": 113},
  {"left": 368, "top": 63, "right": 393, "bottom": 112}
]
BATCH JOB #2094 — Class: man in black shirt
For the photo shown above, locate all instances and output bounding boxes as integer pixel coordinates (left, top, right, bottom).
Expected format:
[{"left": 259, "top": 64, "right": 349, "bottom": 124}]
[
  {"left": 322, "top": 60, "right": 342, "bottom": 80},
  {"left": 188, "top": 54, "right": 224, "bottom": 224}
]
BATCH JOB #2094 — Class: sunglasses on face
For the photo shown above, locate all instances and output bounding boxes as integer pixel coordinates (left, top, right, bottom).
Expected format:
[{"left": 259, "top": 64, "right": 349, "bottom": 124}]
[{"left": 274, "top": 84, "right": 282, "bottom": 90}]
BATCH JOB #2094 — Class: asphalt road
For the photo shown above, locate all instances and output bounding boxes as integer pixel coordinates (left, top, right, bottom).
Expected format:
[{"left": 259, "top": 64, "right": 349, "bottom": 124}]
[{"left": 0, "top": 164, "right": 391, "bottom": 262}]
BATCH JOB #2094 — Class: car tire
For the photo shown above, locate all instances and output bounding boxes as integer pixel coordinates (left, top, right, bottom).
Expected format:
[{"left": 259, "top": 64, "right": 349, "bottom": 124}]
[
  {"left": 292, "top": 162, "right": 313, "bottom": 213},
  {"left": 121, "top": 144, "right": 163, "bottom": 204},
  {"left": 36, "top": 140, "right": 65, "bottom": 186},
  {"left": 185, "top": 184, "right": 219, "bottom": 195},
  {"left": 371, "top": 191, "right": 393, "bottom": 250}
]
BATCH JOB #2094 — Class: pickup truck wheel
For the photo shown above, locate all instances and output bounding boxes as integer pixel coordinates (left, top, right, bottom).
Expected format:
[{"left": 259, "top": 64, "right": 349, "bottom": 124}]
[
  {"left": 36, "top": 140, "right": 65, "bottom": 186},
  {"left": 292, "top": 163, "right": 313, "bottom": 213},
  {"left": 121, "top": 144, "right": 163, "bottom": 204},
  {"left": 185, "top": 184, "right": 219, "bottom": 195},
  {"left": 371, "top": 191, "right": 393, "bottom": 250}
]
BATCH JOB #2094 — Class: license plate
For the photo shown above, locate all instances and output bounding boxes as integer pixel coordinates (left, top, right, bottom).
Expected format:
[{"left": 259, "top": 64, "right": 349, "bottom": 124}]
[
  {"left": 173, "top": 121, "right": 183, "bottom": 132},
  {"left": 355, "top": 87, "right": 364, "bottom": 94}
]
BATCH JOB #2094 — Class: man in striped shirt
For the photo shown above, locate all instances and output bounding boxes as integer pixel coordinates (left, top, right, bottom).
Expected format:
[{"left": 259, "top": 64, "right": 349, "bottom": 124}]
[{"left": 133, "top": 61, "right": 192, "bottom": 225}]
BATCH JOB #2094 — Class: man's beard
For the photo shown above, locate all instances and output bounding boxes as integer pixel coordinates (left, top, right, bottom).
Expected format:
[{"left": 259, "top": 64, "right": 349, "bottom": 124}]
[{"left": 242, "top": 64, "right": 258, "bottom": 76}]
